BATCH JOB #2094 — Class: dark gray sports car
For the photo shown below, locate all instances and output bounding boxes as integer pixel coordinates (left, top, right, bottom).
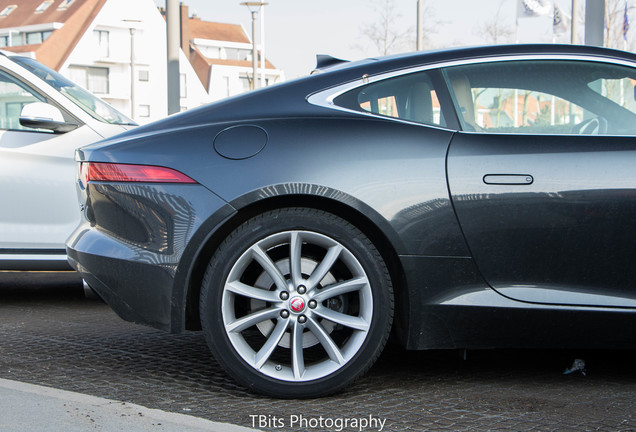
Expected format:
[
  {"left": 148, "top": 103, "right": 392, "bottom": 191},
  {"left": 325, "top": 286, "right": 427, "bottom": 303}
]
[{"left": 68, "top": 44, "right": 636, "bottom": 398}]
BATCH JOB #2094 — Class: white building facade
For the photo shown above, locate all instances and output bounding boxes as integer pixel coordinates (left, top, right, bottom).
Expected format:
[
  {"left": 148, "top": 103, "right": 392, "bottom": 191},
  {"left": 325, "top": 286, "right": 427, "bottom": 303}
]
[
  {"left": 0, "top": 0, "right": 209, "bottom": 123},
  {"left": 58, "top": 0, "right": 209, "bottom": 123},
  {"left": 0, "top": 0, "right": 285, "bottom": 121}
]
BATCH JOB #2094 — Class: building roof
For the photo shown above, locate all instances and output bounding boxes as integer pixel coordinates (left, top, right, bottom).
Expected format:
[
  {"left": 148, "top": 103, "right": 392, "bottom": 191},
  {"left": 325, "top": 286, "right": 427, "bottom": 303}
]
[
  {"left": 186, "top": 17, "right": 276, "bottom": 69},
  {"left": 181, "top": 12, "right": 279, "bottom": 92},
  {"left": 0, "top": 0, "right": 107, "bottom": 70},
  {"left": 188, "top": 18, "right": 250, "bottom": 44},
  {"left": 0, "top": 0, "right": 80, "bottom": 27}
]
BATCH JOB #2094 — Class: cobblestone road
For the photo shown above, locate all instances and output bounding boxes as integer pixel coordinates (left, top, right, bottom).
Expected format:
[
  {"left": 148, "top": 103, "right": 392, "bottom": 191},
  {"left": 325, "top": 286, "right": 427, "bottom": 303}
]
[{"left": 1, "top": 271, "right": 636, "bottom": 431}]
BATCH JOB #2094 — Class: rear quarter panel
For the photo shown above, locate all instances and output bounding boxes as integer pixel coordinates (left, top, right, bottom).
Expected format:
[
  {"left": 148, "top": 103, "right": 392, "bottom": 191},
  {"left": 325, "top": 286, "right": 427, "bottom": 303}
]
[{"left": 83, "top": 117, "right": 468, "bottom": 258}]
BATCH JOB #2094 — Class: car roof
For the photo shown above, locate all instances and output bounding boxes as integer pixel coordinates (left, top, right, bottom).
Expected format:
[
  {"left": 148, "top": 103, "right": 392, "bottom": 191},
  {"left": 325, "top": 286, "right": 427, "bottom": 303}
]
[
  {"left": 316, "top": 44, "right": 636, "bottom": 76},
  {"left": 88, "top": 43, "right": 636, "bottom": 145}
]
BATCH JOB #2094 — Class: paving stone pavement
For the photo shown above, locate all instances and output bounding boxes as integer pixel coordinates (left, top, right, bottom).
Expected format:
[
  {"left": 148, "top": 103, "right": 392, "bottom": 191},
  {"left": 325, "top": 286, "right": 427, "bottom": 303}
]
[{"left": 1, "top": 271, "right": 636, "bottom": 431}]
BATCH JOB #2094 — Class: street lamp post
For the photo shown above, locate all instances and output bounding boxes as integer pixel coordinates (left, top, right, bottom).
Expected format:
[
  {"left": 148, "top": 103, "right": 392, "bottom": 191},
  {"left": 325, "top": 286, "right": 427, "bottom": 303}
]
[
  {"left": 240, "top": 2, "right": 268, "bottom": 90},
  {"left": 260, "top": 6, "right": 265, "bottom": 87},
  {"left": 123, "top": 19, "right": 142, "bottom": 120},
  {"left": 129, "top": 27, "right": 136, "bottom": 119},
  {"left": 416, "top": 0, "right": 424, "bottom": 50},
  {"left": 166, "top": 0, "right": 180, "bottom": 115}
]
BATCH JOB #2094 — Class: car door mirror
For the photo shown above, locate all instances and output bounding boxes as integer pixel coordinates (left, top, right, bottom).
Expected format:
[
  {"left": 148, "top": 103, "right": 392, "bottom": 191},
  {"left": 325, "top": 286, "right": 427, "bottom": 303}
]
[{"left": 19, "top": 102, "right": 79, "bottom": 133}]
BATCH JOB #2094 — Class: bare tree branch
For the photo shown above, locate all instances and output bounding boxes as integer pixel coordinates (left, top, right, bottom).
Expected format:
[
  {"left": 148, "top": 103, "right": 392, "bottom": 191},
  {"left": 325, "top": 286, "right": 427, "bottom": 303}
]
[
  {"left": 474, "top": 0, "right": 514, "bottom": 44},
  {"left": 604, "top": 0, "right": 636, "bottom": 50},
  {"left": 358, "top": 0, "right": 437, "bottom": 56}
]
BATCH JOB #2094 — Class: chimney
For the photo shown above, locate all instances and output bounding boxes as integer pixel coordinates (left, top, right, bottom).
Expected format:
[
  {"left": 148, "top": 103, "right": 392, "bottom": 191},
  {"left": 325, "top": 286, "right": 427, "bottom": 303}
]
[{"left": 180, "top": 2, "right": 189, "bottom": 54}]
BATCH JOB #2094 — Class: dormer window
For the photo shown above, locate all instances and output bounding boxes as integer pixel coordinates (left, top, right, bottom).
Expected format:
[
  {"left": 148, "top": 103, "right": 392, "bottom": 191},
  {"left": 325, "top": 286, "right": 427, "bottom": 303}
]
[
  {"left": 0, "top": 5, "right": 17, "bottom": 17},
  {"left": 35, "top": 1, "right": 53, "bottom": 13},
  {"left": 57, "top": 0, "right": 76, "bottom": 10}
]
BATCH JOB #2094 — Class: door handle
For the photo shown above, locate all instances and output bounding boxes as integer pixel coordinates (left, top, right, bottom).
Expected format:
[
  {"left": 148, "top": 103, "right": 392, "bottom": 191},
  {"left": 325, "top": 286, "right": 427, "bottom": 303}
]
[{"left": 483, "top": 174, "right": 534, "bottom": 185}]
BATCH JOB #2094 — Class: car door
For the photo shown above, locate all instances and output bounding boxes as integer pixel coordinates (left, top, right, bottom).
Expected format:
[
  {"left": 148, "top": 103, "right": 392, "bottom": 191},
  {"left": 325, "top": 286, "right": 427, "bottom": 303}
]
[
  {"left": 443, "top": 58, "right": 636, "bottom": 307},
  {"left": 0, "top": 63, "right": 102, "bottom": 253}
]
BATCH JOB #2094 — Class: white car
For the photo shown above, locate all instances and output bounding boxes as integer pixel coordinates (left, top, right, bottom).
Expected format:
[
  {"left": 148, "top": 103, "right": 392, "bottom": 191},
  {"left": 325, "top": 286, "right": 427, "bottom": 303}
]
[{"left": 0, "top": 51, "right": 135, "bottom": 270}]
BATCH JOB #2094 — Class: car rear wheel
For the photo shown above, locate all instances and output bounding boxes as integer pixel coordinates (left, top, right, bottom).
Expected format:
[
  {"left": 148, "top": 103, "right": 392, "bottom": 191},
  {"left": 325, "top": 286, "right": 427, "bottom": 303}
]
[{"left": 200, "top": 208, "right": 393, "bottom": 398}]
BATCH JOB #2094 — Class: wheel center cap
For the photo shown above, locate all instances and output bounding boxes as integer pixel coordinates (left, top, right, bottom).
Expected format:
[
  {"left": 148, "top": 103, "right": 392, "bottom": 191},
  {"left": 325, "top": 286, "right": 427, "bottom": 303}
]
[{"left": 290, "top": 297, "right": 305, "bottom": 313}]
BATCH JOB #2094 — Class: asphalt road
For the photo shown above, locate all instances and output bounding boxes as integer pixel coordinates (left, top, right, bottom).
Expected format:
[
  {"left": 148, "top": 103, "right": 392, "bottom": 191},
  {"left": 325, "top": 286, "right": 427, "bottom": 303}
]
[{"left": 1, "top": 271, "right": 636, "bottom": 431}]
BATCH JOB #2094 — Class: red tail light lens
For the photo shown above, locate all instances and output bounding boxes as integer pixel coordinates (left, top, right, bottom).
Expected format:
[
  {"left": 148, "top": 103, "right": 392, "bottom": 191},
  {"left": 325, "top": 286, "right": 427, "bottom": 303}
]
[{"left": 81, "top": 162, "right": 197, "bottom": 184}]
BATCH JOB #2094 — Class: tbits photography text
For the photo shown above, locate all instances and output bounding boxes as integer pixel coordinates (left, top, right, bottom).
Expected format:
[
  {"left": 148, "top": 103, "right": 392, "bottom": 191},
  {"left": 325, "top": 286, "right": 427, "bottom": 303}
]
[{"left": 249, "top": 414, "right": 388, "bottom": 431}]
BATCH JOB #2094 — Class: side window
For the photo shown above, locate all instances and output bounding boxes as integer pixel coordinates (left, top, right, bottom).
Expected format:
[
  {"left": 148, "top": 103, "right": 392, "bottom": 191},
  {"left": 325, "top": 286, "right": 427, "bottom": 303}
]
[
  {"left": 333, "top": 72, "right": 447, "bottom": 127},
  {"left": 0, "top": 69, "right": 47, "bottom": 132},
  {"left": 442, "top": 60, "right": 636, "bottom": 135}
]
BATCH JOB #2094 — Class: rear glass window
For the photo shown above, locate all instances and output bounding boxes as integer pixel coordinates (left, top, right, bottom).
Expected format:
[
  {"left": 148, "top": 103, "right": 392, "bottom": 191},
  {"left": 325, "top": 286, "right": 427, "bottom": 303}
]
[{"left": 334, "top": 72, "right": 446, "bottom": 127}]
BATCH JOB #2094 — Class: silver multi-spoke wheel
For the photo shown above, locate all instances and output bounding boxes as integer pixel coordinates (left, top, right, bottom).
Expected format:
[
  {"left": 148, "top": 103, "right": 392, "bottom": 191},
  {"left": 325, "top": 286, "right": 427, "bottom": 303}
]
[
  {"left": 201, "top": 208, "right": 393, "bottom": 398},
  {"left": 223, "top": 230, "right": 372, "bottom": 381}
]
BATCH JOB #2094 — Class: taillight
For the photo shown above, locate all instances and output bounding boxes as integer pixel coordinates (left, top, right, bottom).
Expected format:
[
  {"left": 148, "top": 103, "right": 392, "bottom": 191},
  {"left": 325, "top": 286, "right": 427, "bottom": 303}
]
[{"left": 80, "top": 162, "right": 197, "bottom": 184}]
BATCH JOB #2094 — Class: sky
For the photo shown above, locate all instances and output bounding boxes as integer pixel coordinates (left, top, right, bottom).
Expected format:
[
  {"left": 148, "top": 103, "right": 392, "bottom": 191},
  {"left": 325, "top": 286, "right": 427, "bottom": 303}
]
[{"left": 153, "top": 0, "right": 594, "bottom": 78}]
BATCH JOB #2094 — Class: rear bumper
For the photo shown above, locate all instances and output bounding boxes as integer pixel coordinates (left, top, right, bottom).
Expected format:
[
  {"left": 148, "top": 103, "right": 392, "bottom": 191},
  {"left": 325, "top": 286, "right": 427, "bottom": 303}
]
[
  {"left": 66, "top": 182, "right": 232, "bottom": 332},
  {"left": 67, "top": 245, "right": 175, "bottom": 330}
]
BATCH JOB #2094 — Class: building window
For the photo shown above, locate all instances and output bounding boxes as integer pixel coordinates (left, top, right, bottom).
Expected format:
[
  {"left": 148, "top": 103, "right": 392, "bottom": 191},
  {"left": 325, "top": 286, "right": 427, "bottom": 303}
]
[
  {"left": 88, "top": 67, "right": 108, "bottom": 94},
  {"left": 94, "top": 30, "right": 109, "bottom": 58},
  {"left": 138, "top": 70, "right": 149, "bottom": 82},
  {"left": 35, "top": 1, "right": 53, "bottom": 13},
  {"left": 223, "top": 48, "right": 235, "bottom": 60},
  {"left": 0, "top": 5, "right": 17, "bottom": 17},
  {"left": 180, "top": 73, "right": 187, "bottom": 98},
  {"left": 57, "top": 0, "right": 75, "bottom": 10},
  {"left": 2, "top": 31, "right": 51, "bottom": 47},
  {"left": 203, "top": 46, "right": 221, "bottom": 59},
  {"left": 9, "top": 33, "right": 23, "bottom": 46},
  {"left": 68, "top": 66, "right": 109, "bottom": 94},
  {"left": 224, "top": 48, "right": 250, "bottom": 61},
  {"left": 26, "top": 32, "right": 42, "bottom": 45},
  {"left": 25, "top": 32, "right": 52, "bottom": 45},
  {"left": 138, "top": 105, "right": 150, "bottom": 117}
]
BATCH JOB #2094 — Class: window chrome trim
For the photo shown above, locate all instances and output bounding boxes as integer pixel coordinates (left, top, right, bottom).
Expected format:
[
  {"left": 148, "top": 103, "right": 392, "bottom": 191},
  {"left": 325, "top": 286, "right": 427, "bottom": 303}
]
[{"left": 306, "top": 53, "right": 636, "bottom": 132}]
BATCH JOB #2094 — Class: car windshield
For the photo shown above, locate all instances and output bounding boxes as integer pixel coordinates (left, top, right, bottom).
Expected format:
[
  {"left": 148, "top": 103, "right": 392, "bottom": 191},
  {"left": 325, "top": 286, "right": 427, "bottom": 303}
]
[{"left": 10, "top": 56, "right": 136, "bottom": 126}]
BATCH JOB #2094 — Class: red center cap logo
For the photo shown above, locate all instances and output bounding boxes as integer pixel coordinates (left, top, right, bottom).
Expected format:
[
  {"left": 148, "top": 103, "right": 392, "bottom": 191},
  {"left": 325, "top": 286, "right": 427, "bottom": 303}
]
[{"left": 290, "top": 297, "right": 305, "bottom": 312}]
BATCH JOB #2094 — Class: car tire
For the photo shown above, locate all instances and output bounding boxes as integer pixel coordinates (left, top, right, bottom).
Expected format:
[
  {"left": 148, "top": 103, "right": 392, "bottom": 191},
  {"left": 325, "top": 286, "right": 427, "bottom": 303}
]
[{"left": 200, "top": 207, "right": 393, "bottom": 398}]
